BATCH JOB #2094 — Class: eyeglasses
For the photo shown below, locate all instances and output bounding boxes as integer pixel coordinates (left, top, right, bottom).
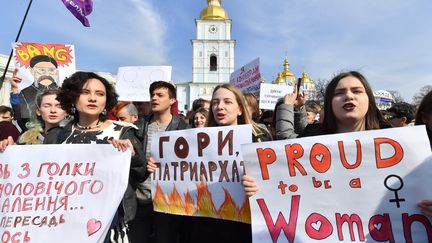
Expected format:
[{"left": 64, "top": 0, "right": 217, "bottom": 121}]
[
  {"left": 33, "top": 67, "right": 57, "bottom": 75},
  {"left": 386, "top": 114, "right": 401, "bottom": 120}
]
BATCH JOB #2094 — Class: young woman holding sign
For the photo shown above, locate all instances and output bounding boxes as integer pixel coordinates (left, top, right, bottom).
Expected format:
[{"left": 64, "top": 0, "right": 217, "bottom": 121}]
[
  {"left": 189, "top": 84, "right": 272, "bottom": 243},
  {"left": 44, "top": 71, "right": 146, "bottom": 243},
  {"left": 0, "top": 72, "right": 146, "bottom": 242},
  {"left": 146, "top": 84, "right": 272, "bottom": 243},
  {"left": 242, "top": 71, "right": 390, "bottom": 196}
]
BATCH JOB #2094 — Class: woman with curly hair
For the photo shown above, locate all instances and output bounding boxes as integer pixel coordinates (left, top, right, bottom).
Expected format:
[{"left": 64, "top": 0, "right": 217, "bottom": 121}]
[{"left": 44, "top": 71, "right": 146, "bottom": 243}]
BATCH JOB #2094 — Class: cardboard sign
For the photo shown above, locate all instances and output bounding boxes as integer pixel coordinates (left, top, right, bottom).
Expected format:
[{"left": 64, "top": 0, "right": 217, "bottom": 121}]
[
  {"left": 230, "top": 58, "right": 261, "bottom": 98},
  {"left": 116, "top": 66, "right": 172, "bottom": 101},
  {"left": 259, "top": 83, "right": 294, "bottom": 110},
  {"left": 150, "top": 125, "right": 252, "bottom": 223},
  {"left": 241, "top": 126, "right": 432, "bottom": 242},
  {"left": 12, "top": 42, "right": 76, "bottom": 90},
  {"left": 0, "top": 144, "right": 131, "bottom": 243}
]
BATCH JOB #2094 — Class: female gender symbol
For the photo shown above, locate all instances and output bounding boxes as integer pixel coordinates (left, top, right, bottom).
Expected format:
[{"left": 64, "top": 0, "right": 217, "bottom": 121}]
[{"left": 384, "top": 174, "right": 405, "bottom": 208}]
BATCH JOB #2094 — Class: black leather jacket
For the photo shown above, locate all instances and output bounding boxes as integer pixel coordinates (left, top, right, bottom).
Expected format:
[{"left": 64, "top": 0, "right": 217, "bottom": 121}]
[{"left": 44, "top": 121, "right": 146, "bottom": 222}]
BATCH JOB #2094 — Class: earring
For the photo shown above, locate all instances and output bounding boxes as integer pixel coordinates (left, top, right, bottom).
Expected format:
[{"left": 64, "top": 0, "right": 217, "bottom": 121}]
[
  {"left": 101, "top": 109, "right": 107, "bottom": 116},
  {"left": 70, "top": 106, "right": 76, "bottom": 114}
]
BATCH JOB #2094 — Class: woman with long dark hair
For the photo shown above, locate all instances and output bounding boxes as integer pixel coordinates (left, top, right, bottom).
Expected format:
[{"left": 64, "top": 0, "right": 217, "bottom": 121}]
[
  {"left": 415, "top": 90, "right": 432, "bottom": 216},
  {"left": 244, "top": 71, "right": 390, "bottom": 196}
]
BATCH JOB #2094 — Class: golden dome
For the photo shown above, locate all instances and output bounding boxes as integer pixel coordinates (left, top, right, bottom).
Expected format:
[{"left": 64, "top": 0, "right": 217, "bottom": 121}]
[
  {"left": 200, "top": 0, "right": 228, "bottom": 20},
  {"left": 281, "top": 57, "right": 295, "bottom": 80},
  {"left": 273, "top": 56, "right": 296, "bottom": 85},
  {"left": 273, "top": 72, "right": 284, "bottom": 84},
  {"left": 300, "top": 71, "right": 314, "bottom": 84}
]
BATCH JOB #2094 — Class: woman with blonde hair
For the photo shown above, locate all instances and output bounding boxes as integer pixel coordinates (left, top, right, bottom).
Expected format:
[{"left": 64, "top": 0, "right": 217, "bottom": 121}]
[
  {"left": 146, "top": 84, "right": 272, "bottom": 243},
  {"left": 207, "top": 84, "right": 272, "bottom": 142},
  {"left": 189, "top": 84, "right": 272, "bottom": 243}
]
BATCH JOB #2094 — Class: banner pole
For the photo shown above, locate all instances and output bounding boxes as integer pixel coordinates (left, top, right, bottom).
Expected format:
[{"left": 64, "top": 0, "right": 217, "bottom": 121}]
[{"left": 0, "top": 0, "right": 34, "bottom": 89}]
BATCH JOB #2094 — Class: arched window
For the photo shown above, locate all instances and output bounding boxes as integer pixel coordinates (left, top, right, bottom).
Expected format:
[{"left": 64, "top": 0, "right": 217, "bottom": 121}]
[{"left": 210, "top": 54, "right": 217, "bottom": 71}]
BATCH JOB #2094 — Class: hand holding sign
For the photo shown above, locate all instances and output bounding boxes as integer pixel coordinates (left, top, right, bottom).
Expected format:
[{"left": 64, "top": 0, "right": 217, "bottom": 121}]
[
  {"left": 0, "top": 136, "right": 15, "bottom": 152},
  {"left": 418, "top": 200, "right": 432, "bottom": 216},
  {"left": 242, "top": 175, "right": 259, "bottom": 197},
  {"left": 283, "top": 83, "right": 298, "bottom": 105},
  {"left": 147, "top": 157, "right": 158, "bottom": 173},
  {"left": 10, "top": 69, "right": 21, "bottom": 93}
]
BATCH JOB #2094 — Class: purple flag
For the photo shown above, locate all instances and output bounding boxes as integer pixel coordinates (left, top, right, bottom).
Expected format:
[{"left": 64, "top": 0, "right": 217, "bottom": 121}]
[{"left": 62, "top": 0, "right": 93, "bottom": 27}]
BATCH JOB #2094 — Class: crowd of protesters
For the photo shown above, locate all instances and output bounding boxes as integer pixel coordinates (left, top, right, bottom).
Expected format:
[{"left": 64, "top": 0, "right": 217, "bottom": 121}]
[{"left": 0, "top": 69, "right": 431, "bottom": 243}]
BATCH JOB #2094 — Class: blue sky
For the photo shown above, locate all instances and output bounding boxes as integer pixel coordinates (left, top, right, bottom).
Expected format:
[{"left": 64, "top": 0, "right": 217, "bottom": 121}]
[{"left": 2, "top": 0, "right": 431, "bottom": 102}]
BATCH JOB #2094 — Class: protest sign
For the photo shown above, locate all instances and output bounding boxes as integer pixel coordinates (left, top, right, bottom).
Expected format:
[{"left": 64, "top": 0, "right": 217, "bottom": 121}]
[
  {"left": 12, "top": 42, "right": 76, "bottom": 90},
  {"left": 259, "top": 83, "right": 294, "bottom": 110},
  {"left": 150, "top": 125, "right": 252, "bottom": 223},
  {"left": 0, "top": 144, "right": 131, "bottom": 243},
  {"left": 116, "top": 66, "right": 172, "bottom": 102},
  {"left": 230, "top": 58, "right": 261, "bottom": 98},
  {"left": 241, "top": 126, "right": 432, "bottom": 242},
  {"left": 12, "top": 42, "right": 77, "bottom": 120}
]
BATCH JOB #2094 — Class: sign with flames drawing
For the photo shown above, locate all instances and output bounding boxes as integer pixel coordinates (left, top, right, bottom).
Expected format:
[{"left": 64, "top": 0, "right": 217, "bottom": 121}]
[
  {"left": 0, "top": 144, "right": 130, "bottom": 243},
  {"left": 151, "top": 125, "right": 252, "bottom": 223},
  {"left": 241, "top": 126, "right": 432, "bottom": 242}
]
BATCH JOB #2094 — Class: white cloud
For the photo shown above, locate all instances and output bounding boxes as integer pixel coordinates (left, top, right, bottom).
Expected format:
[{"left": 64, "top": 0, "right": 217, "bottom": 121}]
[
  {"left": 28, "top": 0, "right": 167, "bottom": 71},
  {"left": 226, "top": 0, "right": 432, "bottom": 101},
  {"left": 4, "top": 0, "right": 430, "bottom": 101}
]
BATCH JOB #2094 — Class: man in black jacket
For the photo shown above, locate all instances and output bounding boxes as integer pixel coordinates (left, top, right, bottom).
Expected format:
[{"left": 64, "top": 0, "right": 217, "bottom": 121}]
[{"left": 131, "top": 81, "right": 188, "bottom": 243}]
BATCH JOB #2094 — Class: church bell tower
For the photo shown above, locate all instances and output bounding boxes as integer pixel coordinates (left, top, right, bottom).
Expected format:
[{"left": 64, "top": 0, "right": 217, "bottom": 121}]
[
  {"left": 192, "top": 0, "right": 235, "bottom": 84},
  {"left": 177, "top": 0, "right": 235, "bottom": 113}
]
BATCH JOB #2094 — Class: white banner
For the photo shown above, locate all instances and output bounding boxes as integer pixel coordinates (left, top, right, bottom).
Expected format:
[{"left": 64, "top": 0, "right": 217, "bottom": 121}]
[
  {"left": 259, "top": 83, "right": 294, "bottom": 110},
  {"left": 150, "top": 125, "right": 252, "bottom": 223},
  {"left": 242, "top": 126, "right": 432, "bottom": 242},
  {"left": 116, "top": 66, "right": 172, "bottom": 102},
  {"left": 230, "top": 58, "right": 261, "bottom": 98},
  {"left": 0, "top": 144, "right": 131, "bottom": 243}
]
